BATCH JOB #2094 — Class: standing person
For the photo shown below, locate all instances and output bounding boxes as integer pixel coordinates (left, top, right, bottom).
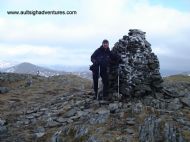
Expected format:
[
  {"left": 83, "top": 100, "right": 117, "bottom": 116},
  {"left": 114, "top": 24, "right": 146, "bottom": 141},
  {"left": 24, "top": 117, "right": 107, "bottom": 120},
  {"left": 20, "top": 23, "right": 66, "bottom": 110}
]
[{"left": 90, "top": 39, "right": 121, "bottom": 100}]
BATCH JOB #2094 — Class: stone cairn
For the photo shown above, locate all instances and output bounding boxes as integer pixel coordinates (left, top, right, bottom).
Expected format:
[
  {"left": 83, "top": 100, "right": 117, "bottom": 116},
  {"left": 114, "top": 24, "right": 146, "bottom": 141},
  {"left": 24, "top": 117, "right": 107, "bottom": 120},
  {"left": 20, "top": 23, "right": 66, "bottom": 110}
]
[{"left": 108, "top": 29, "right": 163, "bottom": 98}]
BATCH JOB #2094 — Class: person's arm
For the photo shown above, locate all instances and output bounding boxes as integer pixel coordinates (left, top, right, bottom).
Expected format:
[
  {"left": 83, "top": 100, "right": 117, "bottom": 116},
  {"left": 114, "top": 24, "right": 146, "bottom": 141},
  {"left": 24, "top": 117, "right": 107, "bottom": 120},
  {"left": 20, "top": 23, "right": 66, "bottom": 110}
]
[{"left": 91, "top": 49, "right": 99, "bottom": 64}]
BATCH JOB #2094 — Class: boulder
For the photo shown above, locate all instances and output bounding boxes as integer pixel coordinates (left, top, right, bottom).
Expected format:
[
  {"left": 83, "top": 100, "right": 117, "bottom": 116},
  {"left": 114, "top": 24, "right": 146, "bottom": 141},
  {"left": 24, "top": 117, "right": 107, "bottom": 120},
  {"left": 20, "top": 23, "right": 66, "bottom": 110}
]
[{"left": 0, "top": 87, "right": 9, "bottom": 94}]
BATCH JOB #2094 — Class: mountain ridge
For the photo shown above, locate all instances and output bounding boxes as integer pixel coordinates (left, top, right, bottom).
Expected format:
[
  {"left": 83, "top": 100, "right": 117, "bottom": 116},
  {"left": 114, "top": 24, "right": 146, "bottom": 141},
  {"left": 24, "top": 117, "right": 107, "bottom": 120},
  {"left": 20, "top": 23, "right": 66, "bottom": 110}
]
[{"left": 1, "top": 62, "right": 66, "bottom": 77}]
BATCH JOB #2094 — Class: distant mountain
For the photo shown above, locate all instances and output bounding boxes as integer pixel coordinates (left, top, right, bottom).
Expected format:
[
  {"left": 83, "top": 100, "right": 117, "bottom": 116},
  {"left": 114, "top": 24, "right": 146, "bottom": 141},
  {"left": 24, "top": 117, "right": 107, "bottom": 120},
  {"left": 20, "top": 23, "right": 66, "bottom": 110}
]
[
  {"left": 160, "top": 68, "right": 190, "bottom": 77},
  {"left": 2, "top": 62, "right": 66, "bottom": 77},
  {"left": 0, "top": 60, "right": 17, "bottom": 69},
  {"left": 47, "top": 65, "right": 89, "bottom": 72},
  {"left": 180, "top": 71, "right": 190, "bottom": 76},
  {"left": 45, "top": 65, "right": 92, "bottom": 79},
  {"left": 72, "top": 71, "right": 92, "bottom": 80}
]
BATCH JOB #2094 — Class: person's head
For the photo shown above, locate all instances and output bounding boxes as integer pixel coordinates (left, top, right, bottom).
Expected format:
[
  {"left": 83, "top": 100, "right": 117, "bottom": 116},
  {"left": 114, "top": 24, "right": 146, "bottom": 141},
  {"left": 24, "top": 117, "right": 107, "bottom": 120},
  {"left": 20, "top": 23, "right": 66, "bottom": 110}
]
[{"left": 102, "top": 39, "right": 109, "bottom": 49}]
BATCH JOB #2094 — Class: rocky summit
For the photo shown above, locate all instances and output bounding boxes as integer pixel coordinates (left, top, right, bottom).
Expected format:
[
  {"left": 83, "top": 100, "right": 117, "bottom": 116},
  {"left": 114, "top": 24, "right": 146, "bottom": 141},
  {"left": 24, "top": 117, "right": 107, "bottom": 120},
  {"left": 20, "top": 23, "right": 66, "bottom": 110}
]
[
  {"left": 109, "top": 29, "right": 163, "bottom": 98},
  {"left": 0, "top": 30, "right": 190, "bottom": 142},
  {"left": 0, "top": 73, "right": 190, "bottom": 142}
]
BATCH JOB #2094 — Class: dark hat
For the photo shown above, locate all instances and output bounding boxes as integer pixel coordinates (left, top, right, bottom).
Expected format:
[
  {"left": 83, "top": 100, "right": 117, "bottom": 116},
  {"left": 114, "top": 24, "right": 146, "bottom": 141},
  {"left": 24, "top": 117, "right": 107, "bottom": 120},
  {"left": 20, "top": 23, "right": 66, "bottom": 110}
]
[{"left": 102, "top": 39, "right": 109, "bottom": 44}]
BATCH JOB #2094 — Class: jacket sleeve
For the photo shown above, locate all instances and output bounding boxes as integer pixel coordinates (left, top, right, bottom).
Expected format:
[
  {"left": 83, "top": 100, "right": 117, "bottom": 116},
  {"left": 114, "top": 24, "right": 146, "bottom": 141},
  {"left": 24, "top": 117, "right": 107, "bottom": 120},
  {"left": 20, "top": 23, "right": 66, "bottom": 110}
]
[{"left": 91, "top": 49, "right": 99, "bottom": 64}]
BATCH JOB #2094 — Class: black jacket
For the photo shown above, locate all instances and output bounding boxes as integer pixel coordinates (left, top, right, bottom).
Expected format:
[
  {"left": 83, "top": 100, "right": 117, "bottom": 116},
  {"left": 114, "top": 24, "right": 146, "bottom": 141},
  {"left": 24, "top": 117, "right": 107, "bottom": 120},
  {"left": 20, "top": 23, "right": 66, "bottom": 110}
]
[
  {"left": 91, "top": 46, "right": 111, "bottom": 66},
  {"left": 91, "top": 46, "right": 121, "bottom": 68}
]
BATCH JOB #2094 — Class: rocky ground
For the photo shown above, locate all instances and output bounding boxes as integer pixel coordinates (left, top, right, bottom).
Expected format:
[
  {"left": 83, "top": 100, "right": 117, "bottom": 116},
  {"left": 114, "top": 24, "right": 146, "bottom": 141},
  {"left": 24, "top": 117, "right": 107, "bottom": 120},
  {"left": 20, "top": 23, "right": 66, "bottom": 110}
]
[{"left": 0, "top": 73, "right": 190, "bottom": 142}]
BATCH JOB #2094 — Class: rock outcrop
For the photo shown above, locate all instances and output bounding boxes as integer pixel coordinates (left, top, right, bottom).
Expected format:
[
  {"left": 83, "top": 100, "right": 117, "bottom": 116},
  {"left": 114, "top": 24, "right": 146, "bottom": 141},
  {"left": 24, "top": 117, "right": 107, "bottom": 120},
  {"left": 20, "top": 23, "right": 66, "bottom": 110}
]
[
  {"left": 0, "top": 71, "right": 190, "bottom": 142},
  {"left": 109, "top": 29, "right": 163, "bottom": 98}
]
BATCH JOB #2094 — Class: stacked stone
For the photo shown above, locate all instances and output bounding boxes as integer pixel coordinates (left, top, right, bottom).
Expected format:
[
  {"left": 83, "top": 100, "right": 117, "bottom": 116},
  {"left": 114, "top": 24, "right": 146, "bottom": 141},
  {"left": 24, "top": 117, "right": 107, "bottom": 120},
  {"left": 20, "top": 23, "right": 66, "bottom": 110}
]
[{"left": 109, "top": 29, "right": 163, "bottom": 98}]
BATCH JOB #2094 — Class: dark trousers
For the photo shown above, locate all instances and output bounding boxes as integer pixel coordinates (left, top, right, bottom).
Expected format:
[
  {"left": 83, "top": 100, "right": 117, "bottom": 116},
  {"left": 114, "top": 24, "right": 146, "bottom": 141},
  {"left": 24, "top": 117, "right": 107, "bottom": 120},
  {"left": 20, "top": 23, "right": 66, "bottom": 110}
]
[{"left": 93, "top": 65, "right": 108, "bottom": 97}]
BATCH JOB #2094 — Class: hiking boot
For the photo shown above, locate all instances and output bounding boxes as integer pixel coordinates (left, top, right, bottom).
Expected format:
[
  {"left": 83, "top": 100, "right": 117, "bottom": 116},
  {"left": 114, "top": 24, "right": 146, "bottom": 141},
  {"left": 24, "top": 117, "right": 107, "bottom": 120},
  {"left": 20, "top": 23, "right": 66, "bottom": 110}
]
[
  {"left": 92, "top": 92, "right": 98, "bottom": 100},
  {"left": 98, "top": 95, "right": 103, "bottom": 100}
]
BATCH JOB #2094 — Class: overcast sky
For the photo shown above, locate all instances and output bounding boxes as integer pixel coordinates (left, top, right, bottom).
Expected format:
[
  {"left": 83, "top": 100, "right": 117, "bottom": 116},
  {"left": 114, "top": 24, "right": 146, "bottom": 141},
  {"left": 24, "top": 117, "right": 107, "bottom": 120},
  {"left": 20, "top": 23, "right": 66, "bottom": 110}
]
[{"left": 0, "top": 0, "right": 190, "bottom": 72}]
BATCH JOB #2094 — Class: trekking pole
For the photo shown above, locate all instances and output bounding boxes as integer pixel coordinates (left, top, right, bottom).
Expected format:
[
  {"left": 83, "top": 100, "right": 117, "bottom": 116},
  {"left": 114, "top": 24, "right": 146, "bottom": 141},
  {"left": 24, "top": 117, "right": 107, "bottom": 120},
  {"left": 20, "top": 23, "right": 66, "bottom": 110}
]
[{"left": 97, "top": 65, "right": 100, "bottom": 100}]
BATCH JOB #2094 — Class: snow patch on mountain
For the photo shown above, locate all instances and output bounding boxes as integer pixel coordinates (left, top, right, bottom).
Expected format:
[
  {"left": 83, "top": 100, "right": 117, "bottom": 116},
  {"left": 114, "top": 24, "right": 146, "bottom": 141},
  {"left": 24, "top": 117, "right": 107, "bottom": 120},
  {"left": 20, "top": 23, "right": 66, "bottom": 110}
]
[{"left": 0, "top": 60, "right": 17, "bottom": 69}]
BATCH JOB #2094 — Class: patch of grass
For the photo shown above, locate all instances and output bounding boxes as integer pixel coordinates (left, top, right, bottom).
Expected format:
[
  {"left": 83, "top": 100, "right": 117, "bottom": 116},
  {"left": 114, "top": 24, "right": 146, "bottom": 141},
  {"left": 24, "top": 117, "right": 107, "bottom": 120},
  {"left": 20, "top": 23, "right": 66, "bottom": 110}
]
[
  {"left": 163, "top": 75, "right": 190, "bottom": 83},
  {"left": 74, "top": 135, "right": 89, "bottom": 142},
  {"left": 182, "top": 130, "right": 190, "bottom": 140},
  {"left": 183, "top": 111, "right": 190, "bottom": 120},
  {"left": 68, "top": 127, "right": 77, "bottom": 137}
]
